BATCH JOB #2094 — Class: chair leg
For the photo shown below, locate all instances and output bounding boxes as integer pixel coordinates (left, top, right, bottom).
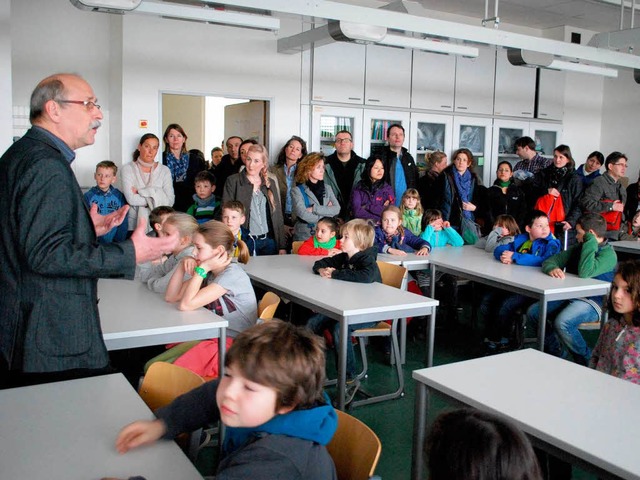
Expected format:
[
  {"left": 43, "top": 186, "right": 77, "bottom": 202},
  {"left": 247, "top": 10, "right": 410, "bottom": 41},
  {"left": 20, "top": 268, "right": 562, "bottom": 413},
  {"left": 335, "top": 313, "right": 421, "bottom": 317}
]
[{"left": 351, "top": 319, "right": 405, "bottom": 408}]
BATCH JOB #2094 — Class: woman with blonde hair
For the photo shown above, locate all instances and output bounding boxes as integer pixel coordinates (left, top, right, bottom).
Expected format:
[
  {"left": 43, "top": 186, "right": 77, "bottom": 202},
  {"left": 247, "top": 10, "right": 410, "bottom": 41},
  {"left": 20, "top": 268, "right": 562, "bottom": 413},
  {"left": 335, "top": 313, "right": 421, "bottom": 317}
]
[{"left": 222, "top": 144, "right": 286, "bottom": 255}]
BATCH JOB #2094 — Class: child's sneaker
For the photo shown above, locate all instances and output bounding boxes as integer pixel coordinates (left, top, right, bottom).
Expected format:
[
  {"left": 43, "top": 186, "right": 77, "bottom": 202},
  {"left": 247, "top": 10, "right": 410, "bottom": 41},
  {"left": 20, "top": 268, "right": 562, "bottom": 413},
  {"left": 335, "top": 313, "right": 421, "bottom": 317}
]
[{"left": 344, "top": 377, "right": 360, "bottom": 405}]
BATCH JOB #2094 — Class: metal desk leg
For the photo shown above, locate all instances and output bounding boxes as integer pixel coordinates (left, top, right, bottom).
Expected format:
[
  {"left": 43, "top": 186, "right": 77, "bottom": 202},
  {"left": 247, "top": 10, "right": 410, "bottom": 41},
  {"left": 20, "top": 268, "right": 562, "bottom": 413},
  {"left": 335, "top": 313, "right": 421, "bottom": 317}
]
[
  {"left": 218, "top": 326, "right": 226, "bottom": 377},
  {"left": 337, "top": 318, "right": 348, "bottom": 410},
  {"left": 537, "top": 297, "right": 548, "bottom": 351},
  {"left": 411, "top": 382, "right": 429, "bottom": 480},
  {"left": 400, "top": 318, "right": 407, "bottom": 365},
  {"left": 427, "top": 307, "right": 437, "bottom": 368}
]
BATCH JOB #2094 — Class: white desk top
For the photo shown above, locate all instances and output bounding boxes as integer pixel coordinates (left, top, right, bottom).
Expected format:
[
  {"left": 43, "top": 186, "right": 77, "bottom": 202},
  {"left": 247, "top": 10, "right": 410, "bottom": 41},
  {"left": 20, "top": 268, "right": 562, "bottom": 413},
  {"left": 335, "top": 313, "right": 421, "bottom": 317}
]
[
  {"left": 99, "top": 279, "right": 228, "bottom": 350},
  {"left": 0, "top": 374, "right": 203, "bottom": 479},
  {"left": 414, "top": 349, "right": 640, "bottom": 480},
  {"left": 378, "top": 252, "right": 430, "bottom": 270},
  {"left": 243, "top": 255, "right": 438, "bottom": 324},
  {"left": 612, "top": 241, "right": 640, "bottom": 255},
  {"left": 428, "top": 245, "right": 610, "bottom": 297}
]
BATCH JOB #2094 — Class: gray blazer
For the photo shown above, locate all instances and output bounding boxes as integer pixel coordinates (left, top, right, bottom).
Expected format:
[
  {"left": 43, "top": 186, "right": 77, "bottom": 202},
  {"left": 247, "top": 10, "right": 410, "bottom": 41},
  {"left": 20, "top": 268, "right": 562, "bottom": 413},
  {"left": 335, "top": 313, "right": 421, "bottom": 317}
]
[
  {"left": 290, "top": 183, "right": 341, "bottom": 241},
  {"left": 0, "top": 127, "right": 136, "bottom": 373}
]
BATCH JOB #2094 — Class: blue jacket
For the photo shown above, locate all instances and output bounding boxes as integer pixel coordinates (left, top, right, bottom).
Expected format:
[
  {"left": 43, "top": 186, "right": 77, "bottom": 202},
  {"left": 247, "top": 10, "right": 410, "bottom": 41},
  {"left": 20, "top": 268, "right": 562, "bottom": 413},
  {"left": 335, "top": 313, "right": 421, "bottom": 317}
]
[
  {"left": 158, "top": 380, "right": 338, "bottom": 479},
  {"left": 83, "top": 185, "right": 129, "bottom": 243},
  {"left": 374, "top": 226, "right": 431, "bottom": 254},
  {"left": 420, "top": 225, "right": 464, "bottom": 248},
  {"left": 493, "top": 232, "right": 561, "bottom": 266}
]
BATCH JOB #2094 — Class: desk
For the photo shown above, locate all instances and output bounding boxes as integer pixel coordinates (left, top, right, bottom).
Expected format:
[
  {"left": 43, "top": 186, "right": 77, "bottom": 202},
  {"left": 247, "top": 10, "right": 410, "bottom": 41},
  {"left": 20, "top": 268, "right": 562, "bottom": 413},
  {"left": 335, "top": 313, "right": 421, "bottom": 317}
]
[
  {"left": 427, "top": 246, "right": 610, "bottom": 354},
  {"left": 612, "top": 240, "right": 640, "bottom": 256},
  {"left": 378, "top": 252, "right": 430, "bottom": 271},
  {"left": 0, "top": 373, "right": 203, "bottom": 479},
  {"left": 411, "top": 349, "right": 640, "bottom": 480},
  {"left": 99, "top": 279, "right": 228, "bottom": 373},
  {"left": 243, "top": 255, "right": 438, "bottom": 410}
]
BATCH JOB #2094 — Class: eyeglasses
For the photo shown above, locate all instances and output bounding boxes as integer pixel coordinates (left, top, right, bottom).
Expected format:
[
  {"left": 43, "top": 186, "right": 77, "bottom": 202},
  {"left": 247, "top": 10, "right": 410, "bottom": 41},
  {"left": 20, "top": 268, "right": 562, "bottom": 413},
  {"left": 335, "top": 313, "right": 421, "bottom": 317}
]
[
  {"left": 612, "top": 162, "right": 628, "bottom": 167},
  {"left": 335, "top": 138, "right": 352, "bottom": 144},
  {"left": 57, "top": 99, "right": 101, "bottom": 110}
]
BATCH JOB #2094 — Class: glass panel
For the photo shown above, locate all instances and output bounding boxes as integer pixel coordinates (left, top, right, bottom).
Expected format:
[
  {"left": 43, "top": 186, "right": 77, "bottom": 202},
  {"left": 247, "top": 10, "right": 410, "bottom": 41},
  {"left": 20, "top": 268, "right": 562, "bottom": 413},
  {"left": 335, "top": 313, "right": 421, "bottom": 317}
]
[
  {"left": 415, "top": 121, "right": 446, "bottom": 168},
  {"left": 370, "top": 119, "right": 402, "bottom": 157},
  {"left": 533, "top": 129, "right": 557, "bottom": 157},
  {"left": 459, "top": 124, "right": 487, "bottom": 182},
  {"left": 319, "top": 116, "right": 354, "bottom": 156},
  {"left": 497, "top": 127, "right": 524, "bottom": 156}
]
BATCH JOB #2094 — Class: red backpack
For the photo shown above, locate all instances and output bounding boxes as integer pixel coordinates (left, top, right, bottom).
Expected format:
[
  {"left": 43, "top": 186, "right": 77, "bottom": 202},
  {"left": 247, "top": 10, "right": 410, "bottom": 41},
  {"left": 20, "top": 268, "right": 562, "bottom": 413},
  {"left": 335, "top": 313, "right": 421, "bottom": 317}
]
[{"left": 534, "top": 194, "right": 566, "bottom": 224}]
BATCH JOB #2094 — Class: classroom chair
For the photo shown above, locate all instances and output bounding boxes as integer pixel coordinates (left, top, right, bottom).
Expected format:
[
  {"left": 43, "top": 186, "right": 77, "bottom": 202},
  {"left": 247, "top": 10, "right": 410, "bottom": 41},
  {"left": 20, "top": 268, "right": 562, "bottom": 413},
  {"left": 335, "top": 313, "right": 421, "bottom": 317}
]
[
  {"left": 258, "top": 291, "right": 281, "bottom": 321},
  {"left": 292, "top": 240, "right": 303, "bottom": 254},
  {"left": 349, "top": 261, "right": 407, "bottom": 408},
  {"left": 327, "top": 409, "right": 382, "bottom": 480},
  {"left": 138, "top": 362, "right": 206, "bottom": 461}
]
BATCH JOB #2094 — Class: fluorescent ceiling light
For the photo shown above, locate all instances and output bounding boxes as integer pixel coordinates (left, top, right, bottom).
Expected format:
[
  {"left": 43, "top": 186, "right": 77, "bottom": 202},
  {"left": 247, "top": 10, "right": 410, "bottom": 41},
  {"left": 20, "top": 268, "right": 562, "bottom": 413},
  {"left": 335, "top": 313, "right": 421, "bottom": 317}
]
[
  {"left": 378, "top": 34, "right": 479, "bottom": 57},
  {"left": 547, "top": 59, "right": 619, "bottom": 78},
  {"left": 134, "top": 0, "right": 280, "bottom": 31}
]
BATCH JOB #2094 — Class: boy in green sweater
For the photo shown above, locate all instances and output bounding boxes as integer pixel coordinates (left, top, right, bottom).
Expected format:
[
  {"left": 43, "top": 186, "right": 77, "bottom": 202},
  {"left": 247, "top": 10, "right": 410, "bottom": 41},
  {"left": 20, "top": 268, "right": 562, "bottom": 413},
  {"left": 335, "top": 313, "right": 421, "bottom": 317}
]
[{"left": 526, "top": 213, "right": 617, "bottom": 365}]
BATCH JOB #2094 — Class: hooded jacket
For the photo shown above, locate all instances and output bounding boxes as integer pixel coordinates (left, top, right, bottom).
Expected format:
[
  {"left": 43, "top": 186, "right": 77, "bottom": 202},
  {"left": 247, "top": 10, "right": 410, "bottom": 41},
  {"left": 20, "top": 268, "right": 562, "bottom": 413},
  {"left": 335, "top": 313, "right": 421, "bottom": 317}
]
[
  {"left": 157, "top": 380, "right": 338, "bottom": 480},
  {"left": 493, "top": 232, "right": 562, "bottom": 266},
  {"left": 312, "top": 246, "right": 381, "bottom": 283}
]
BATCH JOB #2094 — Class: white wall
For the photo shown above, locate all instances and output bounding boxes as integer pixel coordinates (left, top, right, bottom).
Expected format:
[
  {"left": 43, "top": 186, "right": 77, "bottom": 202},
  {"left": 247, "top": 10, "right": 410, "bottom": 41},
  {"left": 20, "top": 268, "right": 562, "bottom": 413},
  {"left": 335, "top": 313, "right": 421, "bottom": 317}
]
[
  {"left": 0, "top": 0, "right": 12, "bottom": 153},
  {"left": 10, "top": 0, "right": 112, "bottom": 186},
  {"left": 561, "top": 72, "right": 605, "bottom": 166},
  {"left": 119, "top": 13, "right": 303, "bottom": 169},
  {"left": 600, "top": 70, "right": 640, "bottom": 180}
]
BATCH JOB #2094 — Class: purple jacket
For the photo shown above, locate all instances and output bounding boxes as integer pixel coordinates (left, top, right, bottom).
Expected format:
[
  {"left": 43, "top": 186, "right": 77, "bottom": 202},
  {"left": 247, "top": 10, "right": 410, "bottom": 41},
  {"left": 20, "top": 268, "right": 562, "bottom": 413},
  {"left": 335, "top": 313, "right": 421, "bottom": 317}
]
[
  {"left": 374, "top": 226, "right": 431, "bottom": 254},
  {"left": 350, "top": 181, "right": 395, "bottom": 223}
]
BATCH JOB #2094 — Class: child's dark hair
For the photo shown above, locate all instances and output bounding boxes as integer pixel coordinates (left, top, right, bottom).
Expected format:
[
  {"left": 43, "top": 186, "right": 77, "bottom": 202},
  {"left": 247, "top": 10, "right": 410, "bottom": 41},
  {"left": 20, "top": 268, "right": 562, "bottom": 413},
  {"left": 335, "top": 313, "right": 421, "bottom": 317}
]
[
  {"left": 198, "top": 220, "right": 249, "bottom": 264},
  {"left": 149, "top": 206, "right": 175, "bottom": 228},
  {"left": 610, "top": 260, "right": 640, "bottom": 326},
  {"left": 96, "top": 160, "right": 117, "bottom": 175},
  {"left": 422, "top": 209, "right": 442, "bottom": 231},
  {"left": 495, "top": 214, "right": 521, "bottom": 236},
  {"left": 525, "top": 209, "right": 548, "bottom": 228},
  {"left": 317, "top": 216, "right": 339, "bottom": 235},
  {"left": 194, "top": 170, "right": 215, "bottom": 185},
  {"left": 221, "top": 200, "right": 246, "bottom": 216},
  {"left": 226, "top": 320, "right": 326, "bottom": 409},
  {"left": 576, "top": 213, "right": 607, "bottom": 239},
  {"left": 400, "top": 188, "right": 423, "bottom": 216},
  {"left": 426, "top": 408, "right": 542, "bottom": 480}
]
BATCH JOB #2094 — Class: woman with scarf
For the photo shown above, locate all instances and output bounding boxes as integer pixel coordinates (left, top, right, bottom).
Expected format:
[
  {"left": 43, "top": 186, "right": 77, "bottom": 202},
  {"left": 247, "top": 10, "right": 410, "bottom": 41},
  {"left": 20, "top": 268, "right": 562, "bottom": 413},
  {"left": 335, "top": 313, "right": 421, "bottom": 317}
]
[
  {"left": 290, "top": 153, "right": 341, "bottom": 242},
  {"left": 350, "top": 155, "right": 395, "bottom": 224},
  {"left": 162, "top": 123, "right": 206, "bottom": 212},
  {"left": 531, "top": 144, "right": 583, "bottom": 241},
  {"left": 121, "top": 133, "right": 175, "bottom": 234},
  {"left": 487, "top": 161, "right": 527, "bottom": 230},
  {"left": 436, "top": 148, "right": 488, "bottom": 234}
]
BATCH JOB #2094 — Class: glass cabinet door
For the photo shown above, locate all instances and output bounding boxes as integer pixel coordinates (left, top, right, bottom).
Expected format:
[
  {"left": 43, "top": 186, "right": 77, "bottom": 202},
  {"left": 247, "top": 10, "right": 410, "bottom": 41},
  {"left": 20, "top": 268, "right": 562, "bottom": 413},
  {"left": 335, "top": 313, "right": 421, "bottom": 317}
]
[
  {"left": 310, "top": 106, "right": 363, "bottom": 156},
  {"left": 453, "top": 116, "right": 493, "bottom": 185},
  {"left": 409, "top": 113, "right": 453, "bottom": 175},
  {"left": 530, "top": 123, "right": 562, "bottom": 159}
]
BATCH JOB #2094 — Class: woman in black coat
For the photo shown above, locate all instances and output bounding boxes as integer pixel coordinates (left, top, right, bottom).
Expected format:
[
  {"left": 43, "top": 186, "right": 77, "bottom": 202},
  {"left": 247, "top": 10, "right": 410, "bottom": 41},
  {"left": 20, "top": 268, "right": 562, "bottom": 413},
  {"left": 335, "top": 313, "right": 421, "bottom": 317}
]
[
  {"left": 531, "top": 144, "right": 583, "bottom": 240},
  {"left": 487, "top": 161, "right": 527, "bottom": 230}
]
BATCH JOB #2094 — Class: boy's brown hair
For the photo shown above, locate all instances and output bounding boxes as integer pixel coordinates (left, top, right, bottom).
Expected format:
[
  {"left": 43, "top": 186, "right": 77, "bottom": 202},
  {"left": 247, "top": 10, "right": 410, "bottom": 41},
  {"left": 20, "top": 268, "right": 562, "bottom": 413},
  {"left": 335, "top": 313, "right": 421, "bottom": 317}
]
[
  {"left": 221, "top": 200, "right": 246, "bottom": 216},
  {"left": 149, "top": 206, "right": 175, "bottom": 229},
  {"left": 96, "top": 160, "right": 117, "bottom": 175},
  {"left": 194, "top": 170, "right": 215, "bottom": 186},
  {"left": 226, "top": 320, "right": 326, "bottom": 409},
  {"left": 341, "top": 218, "right": 375, "bottom": 251}
]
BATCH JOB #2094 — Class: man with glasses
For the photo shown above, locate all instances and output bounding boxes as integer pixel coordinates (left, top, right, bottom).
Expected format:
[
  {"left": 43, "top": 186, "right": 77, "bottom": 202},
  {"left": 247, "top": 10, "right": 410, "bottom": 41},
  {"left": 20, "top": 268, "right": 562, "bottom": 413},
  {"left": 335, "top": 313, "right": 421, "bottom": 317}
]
[
  {"left": 0, "top": 73, "right": 178, "bottom": 387},
  {"left": 324, "top": 130, "right": 364, "bottom": 220},
  {"left": 581, "top": 151, "right": 628, "bottom": 238}
]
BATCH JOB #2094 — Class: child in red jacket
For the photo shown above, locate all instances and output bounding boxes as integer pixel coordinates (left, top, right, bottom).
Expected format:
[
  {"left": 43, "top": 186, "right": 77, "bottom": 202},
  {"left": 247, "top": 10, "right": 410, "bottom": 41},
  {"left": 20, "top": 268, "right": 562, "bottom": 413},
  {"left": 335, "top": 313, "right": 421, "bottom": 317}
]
[{"left": 298, "top": 216, "right": 342, "bottom": 256}]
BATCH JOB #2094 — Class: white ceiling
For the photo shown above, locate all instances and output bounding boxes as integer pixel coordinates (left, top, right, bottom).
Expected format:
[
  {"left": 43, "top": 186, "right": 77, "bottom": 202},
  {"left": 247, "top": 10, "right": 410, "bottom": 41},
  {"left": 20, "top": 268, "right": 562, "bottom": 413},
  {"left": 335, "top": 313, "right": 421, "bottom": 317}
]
[{"left": 413, "top": 0, "right": 637, "bottom": 33}]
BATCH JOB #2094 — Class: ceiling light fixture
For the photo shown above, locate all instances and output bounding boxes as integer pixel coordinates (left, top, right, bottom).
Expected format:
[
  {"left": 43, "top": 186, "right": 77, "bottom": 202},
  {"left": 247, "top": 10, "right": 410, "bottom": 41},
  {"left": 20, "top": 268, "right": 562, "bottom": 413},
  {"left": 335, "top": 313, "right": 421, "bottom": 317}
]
[
  {"left": 377, "top": 34, "right": 479, "bottom": 57},
  {"left": 126, "top": 0, "right": 279, "bottom": 31},
  {"left": 547, "top": 59, "right": 619, "bottom": 78}
]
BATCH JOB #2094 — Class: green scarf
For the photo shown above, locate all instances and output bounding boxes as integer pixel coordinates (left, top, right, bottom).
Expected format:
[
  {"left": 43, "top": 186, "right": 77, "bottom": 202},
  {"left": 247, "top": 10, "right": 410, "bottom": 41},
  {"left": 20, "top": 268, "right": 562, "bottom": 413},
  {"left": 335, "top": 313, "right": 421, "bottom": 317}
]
[
  {"left": 497, "top": 180, "right": 511, "bottom": 188},
  {"left": 313, "top": 236, "right": 337, "bottom": 249}
]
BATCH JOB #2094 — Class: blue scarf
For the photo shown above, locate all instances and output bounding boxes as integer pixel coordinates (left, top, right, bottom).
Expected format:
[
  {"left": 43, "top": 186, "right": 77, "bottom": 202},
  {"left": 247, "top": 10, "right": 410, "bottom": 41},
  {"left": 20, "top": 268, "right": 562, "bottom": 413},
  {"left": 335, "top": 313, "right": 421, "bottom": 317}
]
[
  {"left": 166, "top": 151, "right": 189, "bottom": 183},
  {"left": 453, "top": 169, "right": 473, "bottom": 219}
]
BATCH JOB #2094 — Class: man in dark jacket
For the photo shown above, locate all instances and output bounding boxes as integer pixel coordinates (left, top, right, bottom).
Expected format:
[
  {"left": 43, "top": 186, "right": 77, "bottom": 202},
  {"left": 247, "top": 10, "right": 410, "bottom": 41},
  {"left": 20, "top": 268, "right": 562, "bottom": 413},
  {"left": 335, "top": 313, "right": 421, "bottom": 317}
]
[
  {"left": 378, "top": 123, "right": 417, "bottom": 205},
  {"left": 0, "top": 73, "right": 176, "bottom": 387}
]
